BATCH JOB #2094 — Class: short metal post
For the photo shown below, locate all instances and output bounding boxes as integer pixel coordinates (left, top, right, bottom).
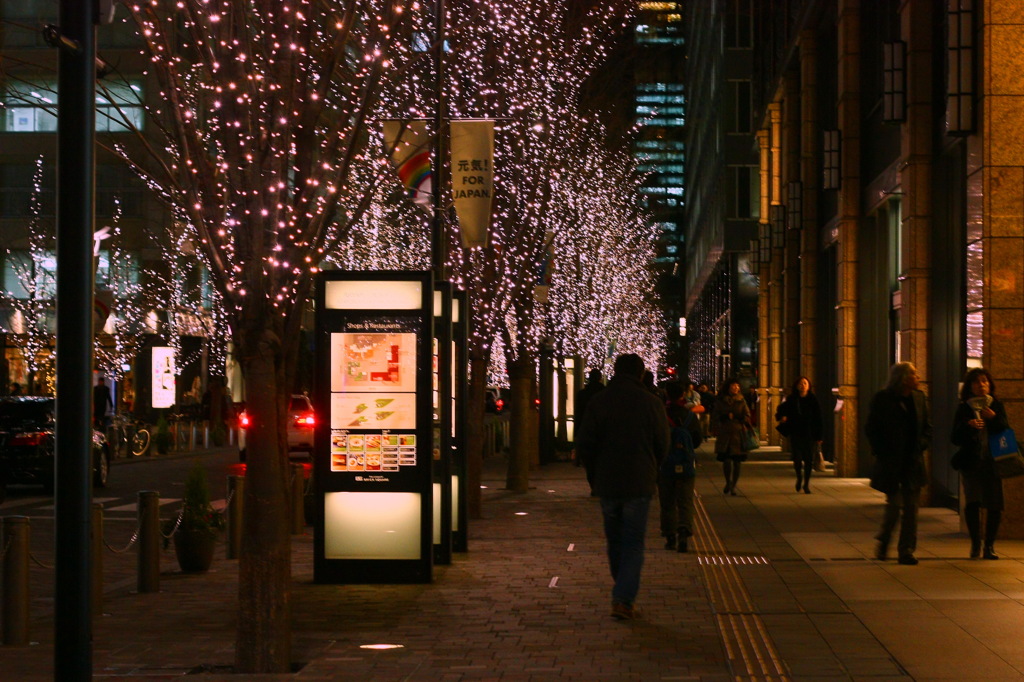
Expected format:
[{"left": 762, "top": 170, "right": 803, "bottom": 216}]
[
  {"left": 91, "top": 503, "right": 103, "bottom": 615},
  {"left": 226, "top": 475, "right": 244, "bottom": 559},
  {"left": 290, "top": 463, "right": 305, "bottom": 534},
  {"left": 137, "top": 491, "right": 160, "bottom": 593},
  {"left": 2, "top": 516, "right": 30, "bottom": 645}
]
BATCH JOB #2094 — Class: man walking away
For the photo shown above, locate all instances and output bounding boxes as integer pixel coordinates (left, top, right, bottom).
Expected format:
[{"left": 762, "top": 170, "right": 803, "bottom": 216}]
[
  {"left": 865, "top": 362, "right": 932, "bottom": 565},
  {"left": 577, "top": 353, "right": 670, "bottom": 620}
]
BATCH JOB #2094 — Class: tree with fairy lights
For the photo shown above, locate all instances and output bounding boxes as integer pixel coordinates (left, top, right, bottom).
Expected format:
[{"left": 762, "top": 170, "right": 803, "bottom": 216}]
[
  {"left": 117, "top": 1, "right": 435, "bottom": 671},
  {"left": 545, "top": 127, "right": 666, "bottom": 375},
  {"left": 0, "top": 156, "right": 55, "bottom": 395},
  {"left": 438, "top": 0, "right": 636, "bottom": 495},
  {"left": 93, "top": 201, "right": 153, "bottom": 385}
]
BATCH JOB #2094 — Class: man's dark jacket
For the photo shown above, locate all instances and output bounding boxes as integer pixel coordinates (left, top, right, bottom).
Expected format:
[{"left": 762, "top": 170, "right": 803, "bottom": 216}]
[
  {"left": 576, "top": 374, "right": 670, "bottom": 498},
  {"left": 864, "top": 388, "right": 932, "bottom": 494}
]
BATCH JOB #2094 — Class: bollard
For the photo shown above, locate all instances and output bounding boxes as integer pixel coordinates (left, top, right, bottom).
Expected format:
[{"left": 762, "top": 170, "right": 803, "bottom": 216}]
[
  {"left": 137, "top": 491, "right": 160, "bottom": 593},
  {"left": 290, "top": 463, "right": 305, "bottom": 534},
  {"left": 91, "top": 503, "right": 104, "bottom": 615},
  {"left": 226, "top": 475, "right": 244, "bottom": 559},
  {"left": 2, "top": 516, "right": 30, "bottom": 646}
]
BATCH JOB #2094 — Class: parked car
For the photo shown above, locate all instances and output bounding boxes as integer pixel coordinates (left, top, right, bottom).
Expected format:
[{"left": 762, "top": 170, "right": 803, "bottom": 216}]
[
  {"left": 0, "top": 396, "right": 111, "bottom": 502},
  {"left": 238, "top": 394, "right": 316, "bottom": 461}
]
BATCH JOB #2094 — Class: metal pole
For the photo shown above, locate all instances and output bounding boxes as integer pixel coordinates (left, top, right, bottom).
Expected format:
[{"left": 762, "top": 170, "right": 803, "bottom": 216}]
[
  {"left": 2, "top": 516, "right": 30, "bottom": 646},
  {"left": 227, "top": 475, "right": 244, "bottom": 558},
  {"left": 433, "top": 0, "right": 447, "bottom": 281},
  {"left": 290, "top": 464, "right": 305, "bottom": 534},
  {"left": 137, "top": 491, "right": 160, "bottom": 593},
  {"left": 55, "top": 0, "right": 96, "bottom": 676},
  {"left": 91, "top": 503, "right": 104, "bottom": 615}
]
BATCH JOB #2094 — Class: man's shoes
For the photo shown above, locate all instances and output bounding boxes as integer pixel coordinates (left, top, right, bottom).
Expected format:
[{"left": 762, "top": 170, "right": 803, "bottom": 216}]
[
  {"left": 803, "top": 484, "right": 811, "bottom": 494},
  {"left": 723, "top": 483, "right": 731, "bottom": 494},
  {"left": 874, "top": 541, "right": 888, "bottom": 561},
  {"left": 983, "top": 545, "right": 999, "bottom": 560},
  {"left": 677, "top": 536, "right": 688, "bottom": 553},
  {"left": 795, "top": 480, "right": 802, "bottom": 492},
  {"left": 611, "top": 602, "right": 641, "bottom": 620},
  {"left": 897, "top": 554, "right": 919, "bottom": 565},
  {"left": 970, "top": 540, "right": 981, "bottom": 559},
  {"left": 664, "top": 535, "right": 676, "bottom": 550}
]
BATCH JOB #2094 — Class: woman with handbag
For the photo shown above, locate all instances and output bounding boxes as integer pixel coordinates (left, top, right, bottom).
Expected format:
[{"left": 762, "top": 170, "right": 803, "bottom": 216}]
[
  {"left": 951, "top": 367, "right": 1008, "bottom": 560},
  {"left": 775, "top": 376, "right": 824, "bottom": 494},
  {"left": 714, "top": 378, "right": 751, "bottom": 496}
]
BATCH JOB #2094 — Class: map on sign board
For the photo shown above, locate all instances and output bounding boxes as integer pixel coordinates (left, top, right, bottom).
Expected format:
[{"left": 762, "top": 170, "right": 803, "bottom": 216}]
[{"left": 330, "top": 332, "right": 417, "bottom": 393}]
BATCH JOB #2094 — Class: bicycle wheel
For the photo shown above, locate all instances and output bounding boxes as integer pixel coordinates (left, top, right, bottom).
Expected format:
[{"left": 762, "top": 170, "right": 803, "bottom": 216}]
[{"left": 132, "top": 428, "right": 151, "bottom": 456}]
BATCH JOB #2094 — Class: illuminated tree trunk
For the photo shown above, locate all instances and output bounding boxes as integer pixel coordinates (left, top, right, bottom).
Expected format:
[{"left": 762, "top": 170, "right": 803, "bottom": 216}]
[
  {"left": 506, "top": 355, "right": 535, "bottom": 492},
  {"left": 234, "top": 322, "right": 291, "bottom": 673},
  {"left": 466, "top": 351, "right": 487, "bottom": 518}
]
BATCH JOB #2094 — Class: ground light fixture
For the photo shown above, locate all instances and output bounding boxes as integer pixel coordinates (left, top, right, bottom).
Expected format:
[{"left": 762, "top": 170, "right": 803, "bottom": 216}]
[{"left": 359, "top": 644, "right": 405, "bottom": 650}]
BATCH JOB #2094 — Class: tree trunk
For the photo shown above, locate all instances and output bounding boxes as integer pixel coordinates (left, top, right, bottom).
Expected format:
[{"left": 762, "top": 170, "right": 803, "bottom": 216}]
[
  {"left": 234, "top": 328, "right": 292, "bottom": 673},
  {"left": 466, "top": 352, "right": 487, "bottom": 518},
  {"left": 506, "top": 355, "right": 535, "bottom": 492}
]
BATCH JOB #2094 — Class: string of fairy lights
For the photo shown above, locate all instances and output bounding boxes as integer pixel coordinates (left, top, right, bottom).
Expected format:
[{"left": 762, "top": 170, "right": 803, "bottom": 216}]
[
  {"left": 0, "top": 156, "right": 56, "bottom": 391},
  {"left": 0, "top": 2, "right": 667, "bottom": 391}
]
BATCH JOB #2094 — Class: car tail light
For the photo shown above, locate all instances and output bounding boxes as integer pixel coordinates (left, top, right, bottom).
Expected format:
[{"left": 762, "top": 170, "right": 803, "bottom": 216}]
[
  {"left": 239, "top": 412, "right": 250, "bottom": 429},
  {"left": 495, "top": 399, "right": 504, "bottom": 413},
  {"left": 294, "top": 412, "right": 315, "bottom": 428},
  {"left": 10, "top": 432, "right": 46, "bottom": 446}
]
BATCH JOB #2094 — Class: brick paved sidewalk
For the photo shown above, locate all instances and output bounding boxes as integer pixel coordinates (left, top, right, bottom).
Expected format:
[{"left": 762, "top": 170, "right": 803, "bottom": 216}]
[{"left": 1, "top": 458, "right": 732, "bottom": 681}]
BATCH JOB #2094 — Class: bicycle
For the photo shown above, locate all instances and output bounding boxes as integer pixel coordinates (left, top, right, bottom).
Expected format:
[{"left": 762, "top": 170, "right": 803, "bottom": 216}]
[{"left": 109, "top": 412, "right": 152, "bottom": 457}]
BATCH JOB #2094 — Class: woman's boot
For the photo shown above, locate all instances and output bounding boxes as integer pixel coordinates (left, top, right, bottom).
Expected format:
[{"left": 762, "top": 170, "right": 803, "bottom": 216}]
[
  {"left": 965, "top": 504, "right": 981, "bottom": 559},
  {"left": 984, "top": 508, "right": 1001, "bottom": 560}
]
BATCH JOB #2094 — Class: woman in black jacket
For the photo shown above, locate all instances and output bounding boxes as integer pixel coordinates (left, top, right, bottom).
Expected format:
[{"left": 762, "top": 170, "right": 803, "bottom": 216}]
[
  {"left": 775, "top": 376, "right": 824, "bottom": 494},
  {"left": 951, "top": 367, "right": 1008, "bottom": 559}
]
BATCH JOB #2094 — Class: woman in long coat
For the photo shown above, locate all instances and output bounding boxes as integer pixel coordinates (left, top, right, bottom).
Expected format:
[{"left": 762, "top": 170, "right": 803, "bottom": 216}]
[
  {"left": 775, "top": 376, "right": 824, "bottom": 494},
  {"left": 714, "top": 378, "right": 750, "bottom": 495},
  {"left": 951, "top": 367, "right": 1008, "bottom": 559}
]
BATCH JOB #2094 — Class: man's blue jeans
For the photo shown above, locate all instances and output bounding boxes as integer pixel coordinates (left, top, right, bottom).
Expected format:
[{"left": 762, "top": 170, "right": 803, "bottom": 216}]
[{"left": 600, "top": 496, "right": 651, "bottom": 607}]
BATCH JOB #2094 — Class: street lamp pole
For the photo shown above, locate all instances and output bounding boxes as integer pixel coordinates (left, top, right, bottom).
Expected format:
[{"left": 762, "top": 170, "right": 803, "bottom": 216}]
[{"left": 54, "top": 0, "right": 97, "bottom": 677}]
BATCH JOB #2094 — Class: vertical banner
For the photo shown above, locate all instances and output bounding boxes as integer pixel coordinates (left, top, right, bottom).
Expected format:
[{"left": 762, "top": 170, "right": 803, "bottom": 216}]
[
  {"left": 383, "top": 120, "right": 433, "bottom": 211},
  {"left": 151, "top": 346, "right": 176, "bottom": 409},
  {"left": 449, "top": 119, "right": 494, "bottom": 248}
]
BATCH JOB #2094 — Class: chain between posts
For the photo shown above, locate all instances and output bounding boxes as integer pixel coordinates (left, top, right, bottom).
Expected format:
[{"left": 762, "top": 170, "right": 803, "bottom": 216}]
[
  {"left": 160, "top": 506, "right": 184, "bottom": 540},
  {"left": 104, "top": 524, "right": 141, "bottom": 554},
  {"left": 0, "top": 534, "right": 12, "bottom": 561}
]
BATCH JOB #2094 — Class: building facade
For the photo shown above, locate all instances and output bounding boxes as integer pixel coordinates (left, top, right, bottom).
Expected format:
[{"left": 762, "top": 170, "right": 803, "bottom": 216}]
[
  {"left": 681, "top": 2, "right": 760, "bottom": 391},
  {"left": 686, "top": 0, "right": 1024, "bottom": 534}
]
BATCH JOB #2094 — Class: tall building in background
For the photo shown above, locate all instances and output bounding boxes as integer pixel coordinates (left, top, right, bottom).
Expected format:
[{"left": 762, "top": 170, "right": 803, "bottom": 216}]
[
  {"left": 680, "top": 2, "right": 759, "bottom": 391},
  {"left": 633, "top": 2, "right": 687, "bottom": 373}
]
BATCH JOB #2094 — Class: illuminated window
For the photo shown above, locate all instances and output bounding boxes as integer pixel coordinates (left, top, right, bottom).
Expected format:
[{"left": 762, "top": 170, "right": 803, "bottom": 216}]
[{"left": 2, "top": 79, "right": 145, "bottom": 132}]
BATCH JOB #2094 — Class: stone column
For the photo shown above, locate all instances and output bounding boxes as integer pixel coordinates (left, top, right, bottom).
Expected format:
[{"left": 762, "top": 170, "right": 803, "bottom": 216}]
[
  {"left": 978, "top": 4, "right": 1024, "bottom": 537},
  {"left": 799, "top": 30, "right": 820, "bottom": 384},
  {"left": 768, "top": 103, "right": 785, "bottom": 444},
  {"left": 834, "top": 0, "right": 862, "bottom": 477},
  {"left": 782, "top": 72, "right": 802, "bottom": 392},
  {"left": 900, "top": 0, "right": 936, "bottom": 502}
]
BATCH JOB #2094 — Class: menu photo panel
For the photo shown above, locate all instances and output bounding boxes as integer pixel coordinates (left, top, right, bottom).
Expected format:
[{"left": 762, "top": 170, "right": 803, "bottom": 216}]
[{"left": 328, "top": 324, "right": 420, "bottom": 473}]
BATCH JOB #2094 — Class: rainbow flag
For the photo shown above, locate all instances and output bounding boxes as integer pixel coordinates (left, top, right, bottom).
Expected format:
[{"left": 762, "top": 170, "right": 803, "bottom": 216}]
[{"left": 383, "top": 120, "right": 433, "bottom": 211}]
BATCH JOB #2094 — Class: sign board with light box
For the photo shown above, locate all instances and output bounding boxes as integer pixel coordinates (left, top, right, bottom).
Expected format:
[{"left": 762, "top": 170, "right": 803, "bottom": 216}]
[{"left": 314, "top": 270, "right": 434, "bottom": 584}]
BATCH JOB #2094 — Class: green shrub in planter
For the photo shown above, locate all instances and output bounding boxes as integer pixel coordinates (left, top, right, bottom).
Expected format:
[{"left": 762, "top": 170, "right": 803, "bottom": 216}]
[{"left": 153, "top": 415, "right": 173, "bottom": 455}]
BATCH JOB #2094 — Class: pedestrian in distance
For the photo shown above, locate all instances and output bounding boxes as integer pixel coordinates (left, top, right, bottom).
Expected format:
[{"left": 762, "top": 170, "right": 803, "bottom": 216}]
[
  {"left": 696, "top": 382, "right": 713, "bottom": 437},
  {"left": 93, "top": 376, "right": 114, "bottom": 430},
  {"left": 775, "top": 376, "right": 824, "bottom": 494},
  {"left": 658, "top": 382, "right": 704, "bottom": 552},
  {"left": 574, "top": 369, "right": 605, "bottom": 467},
  {"left": 577, "top": 353, "right": 670, "bottom": 621},
  {"left": 950, "top": 367, "right": 1007, "bottom": 560},
  {"left": 713, "top": 377, "right": 751, "bottom": 496},
  {"left": 865, "top": 362, "right": 932, "bottom": 565}
]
